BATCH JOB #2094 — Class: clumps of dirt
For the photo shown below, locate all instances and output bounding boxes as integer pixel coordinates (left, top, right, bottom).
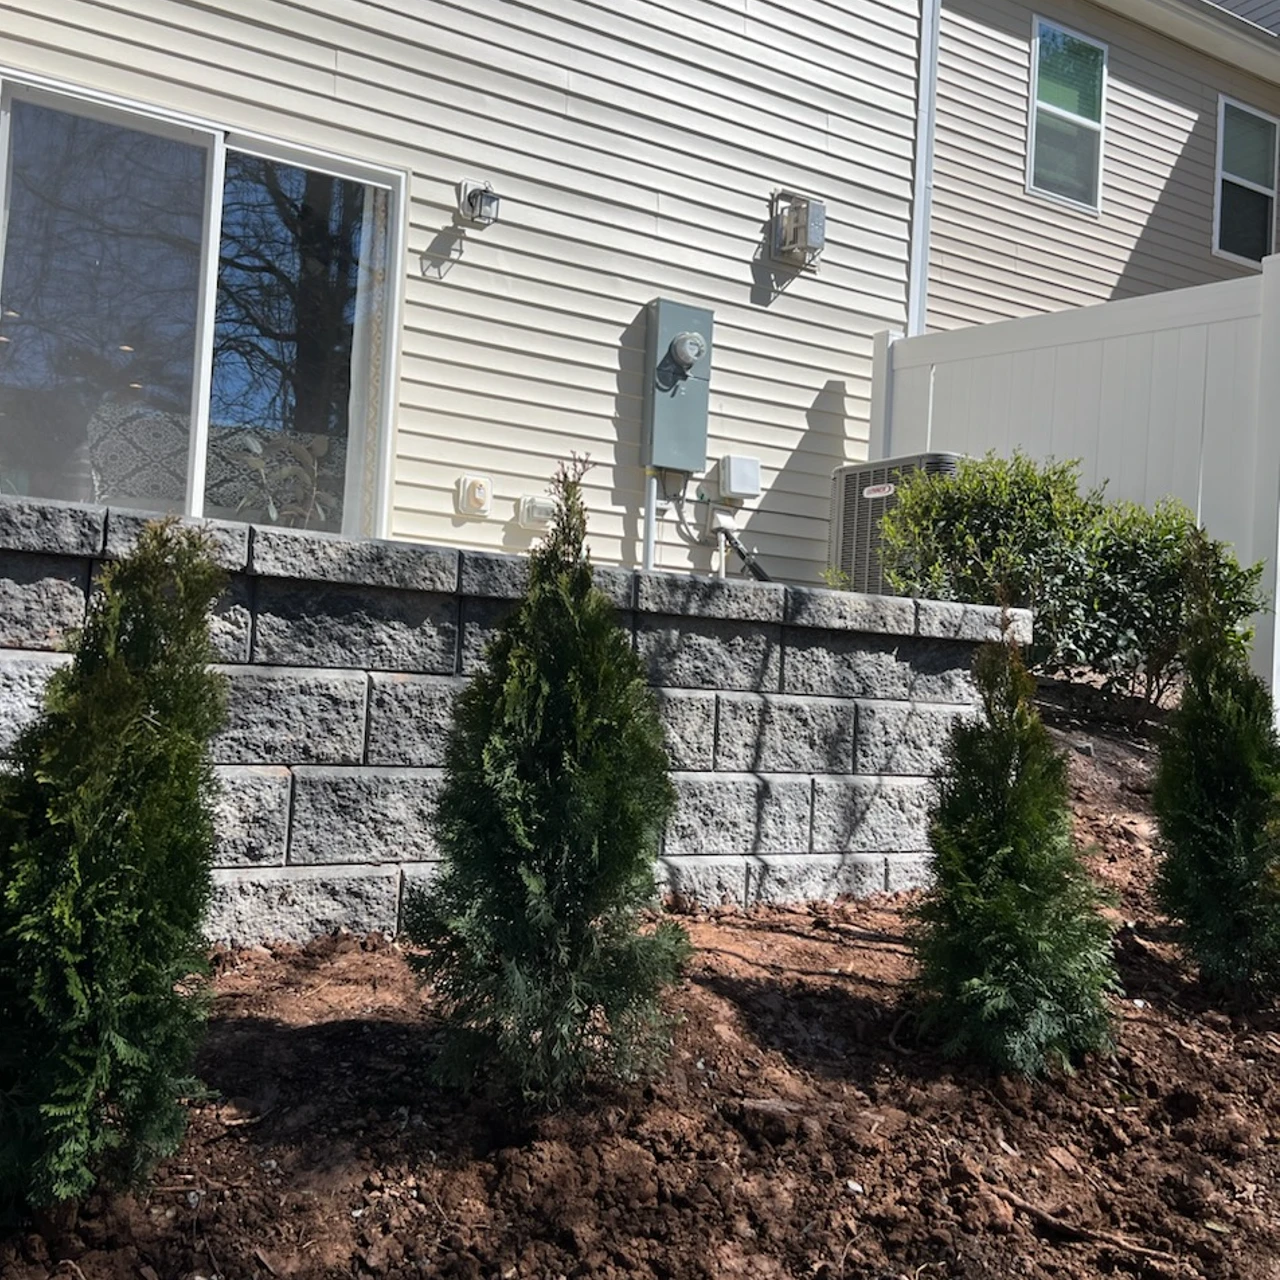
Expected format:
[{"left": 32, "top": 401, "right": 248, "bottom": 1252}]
[{"left": 6, "top": 729, "right": 1280, "bottom": 1280}]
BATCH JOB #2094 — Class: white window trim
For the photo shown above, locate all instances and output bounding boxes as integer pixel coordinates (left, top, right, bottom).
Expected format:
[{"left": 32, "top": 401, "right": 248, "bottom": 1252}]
[
  {"left": 0, "top": 67, "right": 408, "bottom": 538},
  {"left": 1026, "top": 15, "right": 1108, "bottom": 216},
  {"left": 1212, "top": 93, "right": 1280, "bottom": 271}
]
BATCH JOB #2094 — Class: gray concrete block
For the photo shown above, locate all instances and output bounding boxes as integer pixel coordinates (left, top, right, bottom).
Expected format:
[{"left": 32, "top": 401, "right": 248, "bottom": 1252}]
[
  {"left": 0, "top": 553, "right": 88, "bottom": 650},
  {"left": 637, "top": 618, "right": 781, "bottom": 692},
  {"left": 886, "top": 854, "right": 933, "bottom": 894},
  {"left": 289, "top": 766, "right": 443, "bottom": 864},
  {"left": 250, "top": 525, "right": 458, "bottom": 593},
  {"left": 213, "top": 765, "right": 291, "bottom": 867},
  {"left": 367, "top": 674, "right": 462, "bottom": 767},
  {"left": 812, "top": 777, "right": 934, "bottom": 853},
  {"left": 783, "top": 632, "right": 977, "bottom": 704},
  {"left": 459, "top": 549, "right": 527, "bottom": 599},
  {"left": 460, "top": 596, "right": 515, "bottom": 674},
  {"left": 666, "top": 772, "right": 811, "bottom": 856},
  {"left": 209, "top": 574, "right": 252, "bottom": 663},
  {"left": 104, "top": 509, "right": 250, "bottom": 571},
  {"left": 0, "top": 650, "right": 69, "bottom": 754},
  {"left": 594, "top": 565, "right": 636, "bottom": 611},
  {"left": 916, "top": 599, "right": 1033, "bottom": 646},
  {"left": 854, "top": 701, "right": 974, "bottom": 776},
  {"left": 252, "top": 580, "right": 458, "bottom": 673},
  {"left": 784, "top": 586, "right": 915, "bottom": 635},
  {"left": 214, "top": 666, "right": 367, "bottom": 765},
  {"left": 715, "top": 693, "right": 855, "bottom": 773},
  {"left": 635, "top": 571, "right": 784, "bottom": 622},
  {"left": 656, "top": 855, "right": 748, "bottom": 908},
  {"left": 206, "top": 865, "right": 401, "bottom": 945},
  {"left": 747, "top": 854, "right": 887, "bottom": 904},
  {"left": 0, "top": 496, "right": 105, "bottom": 555},
  {"left": 655, "top": 689, "right": 716, "bottom": 771}
]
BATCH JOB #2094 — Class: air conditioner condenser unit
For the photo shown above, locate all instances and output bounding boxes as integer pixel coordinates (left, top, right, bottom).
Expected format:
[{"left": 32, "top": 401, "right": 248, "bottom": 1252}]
[{"left": 828, "top": 452, "right": 962, "bottom": 595}]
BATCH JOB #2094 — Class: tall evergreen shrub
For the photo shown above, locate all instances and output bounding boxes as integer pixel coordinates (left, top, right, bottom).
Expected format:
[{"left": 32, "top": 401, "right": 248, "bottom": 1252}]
[
  {"left": 0, "top": 523, "right": 226, "bottom": 1223},
  {"left": 403, "top": 459, "right": 690, "bottom": 1104},
  {"left": 910, "top": 637, "right": 1118, "bottom": 1075},
  {"left": 1154, "top": 535, "right": 1280, "bottom": 998}
]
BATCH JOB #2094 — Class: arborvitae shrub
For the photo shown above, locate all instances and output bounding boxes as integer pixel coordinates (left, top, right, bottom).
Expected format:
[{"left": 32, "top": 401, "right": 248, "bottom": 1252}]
[
  {"left": 1154, "top": 536, "right": 1280, "bottom": 998},
  {"left": 910, "top": 637, "right": 1118, "bottom": 1076},
  {"left": 0, "top": 522, "right": 226, "bottom": 1224},
  {"left": 403, "top": 459, "right": 690, "bottom": 1104}
]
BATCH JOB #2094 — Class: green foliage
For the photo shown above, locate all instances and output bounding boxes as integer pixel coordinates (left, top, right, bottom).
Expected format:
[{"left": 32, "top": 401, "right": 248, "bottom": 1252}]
[
  {"left": 1154, "top": 534, "right": 1280, "bottom": 998},
  {"left": 0, "top": 522, "right": 226, "bottom": 1223},
  {"left": 403, "top": 458, "right": 691, "bottom": 1105},
  {"left": 910, "top": 638, "right": 1119, "bottom": 1076},
  {"left": 879, "top": 452, "right": 1261, "bottom": 702}
]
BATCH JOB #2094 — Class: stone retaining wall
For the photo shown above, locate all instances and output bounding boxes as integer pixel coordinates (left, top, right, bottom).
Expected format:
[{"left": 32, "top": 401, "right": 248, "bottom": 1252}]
[{"left": 0, "top": 495, "right": 1030, "bottom": 943}]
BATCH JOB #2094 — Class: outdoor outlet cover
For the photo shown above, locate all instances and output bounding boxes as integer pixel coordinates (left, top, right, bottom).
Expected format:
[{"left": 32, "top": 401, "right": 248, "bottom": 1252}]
[{"left": 457, "top": 474, "right": 493, "bottom": 518}]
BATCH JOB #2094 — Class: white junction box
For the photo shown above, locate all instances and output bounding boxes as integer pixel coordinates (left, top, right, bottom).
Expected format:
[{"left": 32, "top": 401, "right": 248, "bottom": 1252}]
[
  {"left": 456, "top": 474, "right": 492, "bottom": 518},
  {"left": 518, "top": 494, "right": 556, "bottom": 529},
  {"left": 719, "top": 454, "right": 761, "bottom": 500}
]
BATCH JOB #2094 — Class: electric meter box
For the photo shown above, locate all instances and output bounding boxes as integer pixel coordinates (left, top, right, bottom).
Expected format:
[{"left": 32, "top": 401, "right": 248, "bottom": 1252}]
[{"left": 642, "top": 297, "right": 714, "bottom": 473}]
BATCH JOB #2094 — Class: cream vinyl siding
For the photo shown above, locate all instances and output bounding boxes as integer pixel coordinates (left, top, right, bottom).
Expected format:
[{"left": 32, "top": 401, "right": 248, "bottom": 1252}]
[
  {"left": 929, "top": 0, "right": 1280, "bottom": 331},
  {"left": 0, "top": 0, "right": 920, "bottom": 584}
]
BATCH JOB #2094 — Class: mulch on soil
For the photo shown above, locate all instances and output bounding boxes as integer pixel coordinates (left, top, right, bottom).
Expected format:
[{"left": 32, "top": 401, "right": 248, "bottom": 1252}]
[{"left": 6, "top": 725, "right": 1280, "bottom": 1280}]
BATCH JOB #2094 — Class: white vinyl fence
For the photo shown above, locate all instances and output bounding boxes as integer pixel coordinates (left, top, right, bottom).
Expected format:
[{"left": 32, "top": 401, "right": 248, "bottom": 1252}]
[{"left": 870, "top": 258, "right": 1280, "bottom": 690}]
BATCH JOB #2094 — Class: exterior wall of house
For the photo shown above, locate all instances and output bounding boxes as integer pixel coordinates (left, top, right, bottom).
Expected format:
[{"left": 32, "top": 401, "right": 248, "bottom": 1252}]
[
  {"left": 0, "top": 0, "right": 923, "bottom": 585},
  {"left": 0, "top": 498, "right": 1025, "bottom": 943},
  {"left": 1210, "top": 0, "right": 1280, "bottom": 34},
  {"left": 928, "top": 0, "right": 1280, "bottom": 329}
]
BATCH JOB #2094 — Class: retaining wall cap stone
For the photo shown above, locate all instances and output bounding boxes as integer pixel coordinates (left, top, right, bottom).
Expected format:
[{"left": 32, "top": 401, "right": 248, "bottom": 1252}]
[
  {"left": 0, "top": 496, "right": 106, "bottom": 556},
  {"left": 635, "top": 571, "right": 784, "bottom": 622},
  {"left": 784, "top": 585, "right": 916, "bottom": 635},
  {"left": 104, "top": 508, "right": 250, "bottom": 571},
  {"left": 250, "top": 525, "right": 458, "bottom": 592}
]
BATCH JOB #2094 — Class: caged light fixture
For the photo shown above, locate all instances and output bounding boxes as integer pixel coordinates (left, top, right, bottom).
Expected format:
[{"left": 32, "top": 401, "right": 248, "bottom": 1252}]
[
  {"left": 770, "top": 189, "right": 827, "bottom": 271},
  {"left": 458, "top": 179, "right": 501, "bottom": 227}
]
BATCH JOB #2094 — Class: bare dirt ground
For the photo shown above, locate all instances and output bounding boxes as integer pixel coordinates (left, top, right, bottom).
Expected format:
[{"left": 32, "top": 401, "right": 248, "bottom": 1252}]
[{"left": 6, "top": 720, "right": 1280, "bottom": 1280}]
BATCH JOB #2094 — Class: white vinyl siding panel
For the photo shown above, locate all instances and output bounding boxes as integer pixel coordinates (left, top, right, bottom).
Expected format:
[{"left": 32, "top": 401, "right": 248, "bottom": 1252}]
[
  {"left": 930, "top": 0, "right": 1280, "bottom": 331},
  {"left": 0, "top": 0, "right": 920, "bottom": 582}
]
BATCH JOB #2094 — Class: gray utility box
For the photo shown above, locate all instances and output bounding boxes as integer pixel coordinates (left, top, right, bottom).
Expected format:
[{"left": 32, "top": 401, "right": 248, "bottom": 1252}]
[{"left": 642, "top": 297, "right": 714, "bottom": 473}]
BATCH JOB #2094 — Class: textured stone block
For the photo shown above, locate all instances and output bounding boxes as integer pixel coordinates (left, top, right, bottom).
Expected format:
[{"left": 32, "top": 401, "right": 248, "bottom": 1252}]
[
  {"left": 0, "top": 553, "right": 87, "bottom": 649},
  {"left": 854, "top": 701, "right": 974, "bottom": 776},
  {"left": 460, "top": 596, "right": 515, "bottom": 674},
  {"left": 666, "top": 773, "right": 811, "bottom": 856},
  {"left": 459, "top": 549, "right": 528, "bottom": 599},
  {"left": 104, "top": 509, "right": 250, "bottom": 571},
  {"left": 398, "top": 863, "right": 444, "bottom": 928},
  {"left": 289, "top": 767, "right": 443, "bottom": 864},
  {"left": 207, "top": 865, "right": 401, "bottom": 945},
  {"left": 785, "top": 586, "right": 915, "bottom": 635},
  {"left": 367, "top": 674, "right": 462, "bottom": 767},
  {"left": 656, "top": 855, "right": 749, "bottom": 907},
  {"left": 0, "top": 650, "right": 69, "bottom": 754},
  {"left": 715, "top": 693, "right": 855, "bottom": 773},
  {"left": 250, "top": 526, "right": 458, "bottom": 592},
  {"left": 747, "top": 854, "right": 886, "bottom": 904},
  {"left": 812, "top": 778, "right": 934, "bottom": 853},
  {"left": 0, "top": 496, "right": 104, "bottom": 555},
  {"left": 213, "top": 766, "right": 290, "bottom": 866},
  {"left": 637, "top": 618, "right": 781, "bottom": 691},
  {"left": 655, "top": 690, "right": 717, "bottom": 771},
  {"left": 214, "top": 666, "right": 367, "bottom": 765},
  {"left": 209, "top": 574, "right": 252, "bottom": 663},
  {"left": 635, "top": 572, "right": 783, "bottom": 622},
  {"left": 886, "top": 854, "right": 933, "bottom": 893},
  {"left": 594, "top": 566, "right": 636, "bottom": 611},
  {"left": 783, "top": 632, "right": 977, "bottom": 704},
  {"left": 253, "top": 580, "right": 458, "bottom": 672},
  {"left": 916, "top": 599, "right": 1033, "bottom": 646}
]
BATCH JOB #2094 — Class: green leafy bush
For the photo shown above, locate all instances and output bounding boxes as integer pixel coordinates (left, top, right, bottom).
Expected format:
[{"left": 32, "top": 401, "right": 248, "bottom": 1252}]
[
  {"left": 403, "top": 459, "right": 690, "bottom": 1105},
  {"left": 910, "top": 637, "right": 1118, "bottom": 1076},
  {"left": 0, "top": 522, "right": 226, "bottom": 1223},
  {"left": 1154, "top": 535, "right": 1280, "bottom": 998}
]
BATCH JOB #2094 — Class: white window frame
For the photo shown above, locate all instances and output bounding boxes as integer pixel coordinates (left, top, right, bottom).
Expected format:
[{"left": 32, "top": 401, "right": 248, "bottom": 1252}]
[
  {"left": 1026, "top": 15, "right": 1108, "bottom": 216},
  {"left": 0, "top": 66, "right": 408, "bottom": 538},
  {"left": 1212, "top": 94, "right": 1280, "bottom": 270}
]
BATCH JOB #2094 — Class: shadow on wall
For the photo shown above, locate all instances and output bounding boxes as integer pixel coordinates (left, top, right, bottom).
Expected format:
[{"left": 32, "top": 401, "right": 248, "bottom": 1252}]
[{"left": 609, "top": 309, "right": 648, "bottom": 568}]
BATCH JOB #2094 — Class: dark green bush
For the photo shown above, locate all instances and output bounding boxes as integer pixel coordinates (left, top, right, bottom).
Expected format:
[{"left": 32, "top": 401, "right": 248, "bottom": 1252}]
[
  {"left": 402, "top": 459, "right": 690, "bottom": 1105},
  {"left": 0, "top": 522, "right": 226, "bottom": 1224},
  {"left": 1154, "top": 535, "right": 1280, "bottom": 998},
  {"left": 910, "top": 637, "right": 1118, "bottom": 1076}
]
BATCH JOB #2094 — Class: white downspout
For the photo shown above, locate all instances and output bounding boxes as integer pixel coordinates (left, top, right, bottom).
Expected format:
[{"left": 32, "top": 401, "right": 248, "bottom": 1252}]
[{"left": 907, "top": 0, "right": 942, "bottom": 338}]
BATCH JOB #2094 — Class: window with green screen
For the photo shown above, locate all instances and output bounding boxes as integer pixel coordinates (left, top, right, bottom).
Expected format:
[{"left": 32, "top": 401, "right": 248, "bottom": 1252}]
[
  {"left": 1029, "top": 20, "right": 1106, "bottom": 210},
  {"left": 1217, "top": 99, "right": 1277, "bottom": 264}
]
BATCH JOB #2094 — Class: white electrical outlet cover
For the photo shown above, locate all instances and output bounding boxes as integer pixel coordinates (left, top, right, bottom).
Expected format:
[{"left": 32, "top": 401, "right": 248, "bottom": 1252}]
[{"left": 457, "top": 474, "right": 493, "bottom": 517}]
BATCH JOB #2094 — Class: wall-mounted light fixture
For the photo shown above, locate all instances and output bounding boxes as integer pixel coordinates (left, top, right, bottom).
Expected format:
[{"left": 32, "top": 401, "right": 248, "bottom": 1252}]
[
  {"left": 458, "top": 180, "right": 501, "bottom": 227},
  {"left": 770, "top": 189, "right": 827, "bottom": 270}
]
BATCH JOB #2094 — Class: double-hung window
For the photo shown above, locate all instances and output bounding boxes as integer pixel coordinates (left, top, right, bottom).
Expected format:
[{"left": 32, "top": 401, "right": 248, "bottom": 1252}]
[
  {"left": 1215, "top": 97, "right": 1279, "bottom": 266},
  {"left": 1028, "top": 18, "right": 1107, "bottom": 212},
  {"left": 0, "top": 81, "right": 402, "bottom": 535}
]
